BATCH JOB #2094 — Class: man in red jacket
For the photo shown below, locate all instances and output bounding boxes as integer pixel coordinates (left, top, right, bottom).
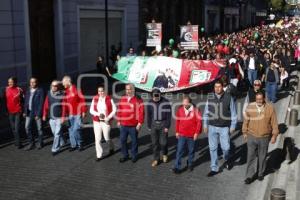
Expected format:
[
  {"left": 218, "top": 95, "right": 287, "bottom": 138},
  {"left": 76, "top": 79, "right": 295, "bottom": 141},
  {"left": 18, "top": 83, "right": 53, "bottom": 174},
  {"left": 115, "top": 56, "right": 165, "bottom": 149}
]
[
  {"left": 62, "top": 76, "right": 87, "bottom": 152},
  {"left": 3, "top": 77, "right": 24, "bottom": 149},
  {"left": 173, "top": 96, "right": 202, "bottom": 174},
  {"left": 116, "top": 83, "right": 144, "bottom": 163}
]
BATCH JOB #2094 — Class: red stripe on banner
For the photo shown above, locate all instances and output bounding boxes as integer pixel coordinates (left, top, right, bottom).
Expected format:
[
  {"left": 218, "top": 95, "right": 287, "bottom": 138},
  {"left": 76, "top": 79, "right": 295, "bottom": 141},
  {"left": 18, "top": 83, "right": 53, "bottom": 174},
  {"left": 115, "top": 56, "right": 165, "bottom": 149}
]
[{"left": 177, "top": 60, "right": 222, "bottom": 87}]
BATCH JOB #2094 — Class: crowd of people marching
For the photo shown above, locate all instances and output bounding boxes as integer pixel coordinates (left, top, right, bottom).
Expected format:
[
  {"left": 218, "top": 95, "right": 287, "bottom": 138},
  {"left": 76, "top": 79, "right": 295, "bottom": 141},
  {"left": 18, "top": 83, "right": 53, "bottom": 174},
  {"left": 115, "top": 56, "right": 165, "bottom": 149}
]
[{"left": 1, "top": 17, "right": 300, "bottom": 185}]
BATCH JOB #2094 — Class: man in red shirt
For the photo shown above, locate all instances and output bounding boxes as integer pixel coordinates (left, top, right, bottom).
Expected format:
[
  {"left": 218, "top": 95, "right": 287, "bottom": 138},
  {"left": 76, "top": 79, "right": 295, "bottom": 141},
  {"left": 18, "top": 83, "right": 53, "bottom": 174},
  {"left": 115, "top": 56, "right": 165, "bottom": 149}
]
[
  {"left": 116, "top": 83, "right": 144, "bottom": 163},
  {"left": 3, "top": 77, "right": 24, "bottom": 149},
  {"left": 62, "top": 76, "right": 87, "bottom": 152},
  {"left": 173, "top": 96, "right": 202, "bottom": 174}
]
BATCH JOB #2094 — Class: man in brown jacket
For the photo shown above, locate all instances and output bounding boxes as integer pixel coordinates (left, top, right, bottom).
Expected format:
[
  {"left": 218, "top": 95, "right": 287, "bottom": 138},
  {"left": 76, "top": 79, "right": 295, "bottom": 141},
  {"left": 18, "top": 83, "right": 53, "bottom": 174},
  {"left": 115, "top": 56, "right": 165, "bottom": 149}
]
[{"left": 242, "top": 91, "right": 279, "bottom": 184}]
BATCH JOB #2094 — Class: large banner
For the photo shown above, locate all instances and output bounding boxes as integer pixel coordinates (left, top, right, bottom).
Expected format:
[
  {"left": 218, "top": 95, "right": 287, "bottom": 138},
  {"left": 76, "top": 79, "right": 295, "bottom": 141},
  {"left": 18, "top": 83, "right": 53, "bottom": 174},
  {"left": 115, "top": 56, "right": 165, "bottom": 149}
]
[
  {"left": 180, "top": 25, "right": 199, "bottom": 50},
  {"left": 112, "top": 56, "right": 222, "bottom": 92},
  {"left": 146, "top": 23, "right": 162, "bottom": 47}
]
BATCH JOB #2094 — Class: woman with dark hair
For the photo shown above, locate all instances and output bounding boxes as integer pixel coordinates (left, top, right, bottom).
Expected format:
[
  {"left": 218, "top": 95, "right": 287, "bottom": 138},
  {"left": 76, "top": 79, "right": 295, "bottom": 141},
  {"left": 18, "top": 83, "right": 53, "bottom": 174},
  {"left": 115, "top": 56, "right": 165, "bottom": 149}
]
[
  {"left": 90, "top": 86, "right": 116, "bottom": 161},
  {"left": 96, "top": 56, "right": 105, "bottom": 74}
]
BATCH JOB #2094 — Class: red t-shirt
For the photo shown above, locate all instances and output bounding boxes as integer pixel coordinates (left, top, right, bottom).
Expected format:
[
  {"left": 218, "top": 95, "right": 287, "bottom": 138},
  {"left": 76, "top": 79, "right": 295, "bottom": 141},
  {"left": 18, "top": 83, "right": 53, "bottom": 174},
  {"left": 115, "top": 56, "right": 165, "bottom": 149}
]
[{"left": 5, "top": 86, "right": 23, "bottom": 114}]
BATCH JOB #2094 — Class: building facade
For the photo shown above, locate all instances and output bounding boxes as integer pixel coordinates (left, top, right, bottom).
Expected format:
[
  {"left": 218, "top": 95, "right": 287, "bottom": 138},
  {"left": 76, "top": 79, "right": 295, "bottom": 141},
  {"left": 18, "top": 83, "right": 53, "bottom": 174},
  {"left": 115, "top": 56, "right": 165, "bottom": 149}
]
[
  {"left": 139, "top": 0, "right": 268, "bottom": 43},
  {"left": 0, "top": 0, "right": 268, "bottom": 87},
  {"left": 0, "top": 0, "right": 139, "bottom": 87}
]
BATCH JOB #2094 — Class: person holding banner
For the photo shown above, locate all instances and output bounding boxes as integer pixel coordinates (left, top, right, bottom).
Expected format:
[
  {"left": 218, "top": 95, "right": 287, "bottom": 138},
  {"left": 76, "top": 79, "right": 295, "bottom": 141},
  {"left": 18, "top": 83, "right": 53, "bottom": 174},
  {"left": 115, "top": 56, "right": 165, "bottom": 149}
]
[
  {"left": 126, "top": 48, "right": 136, "bottom": 57},
  {"left": 117, "top": 83, "right": 144, "bottom": 163}
]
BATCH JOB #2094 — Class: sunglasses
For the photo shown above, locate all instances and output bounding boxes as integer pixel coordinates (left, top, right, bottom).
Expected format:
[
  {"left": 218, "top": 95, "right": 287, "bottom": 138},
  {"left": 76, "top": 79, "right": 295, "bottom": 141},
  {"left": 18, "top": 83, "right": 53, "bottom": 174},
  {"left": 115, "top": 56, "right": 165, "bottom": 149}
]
[{"left": 153, "top": 93, "right": 160, "bottom": 98}]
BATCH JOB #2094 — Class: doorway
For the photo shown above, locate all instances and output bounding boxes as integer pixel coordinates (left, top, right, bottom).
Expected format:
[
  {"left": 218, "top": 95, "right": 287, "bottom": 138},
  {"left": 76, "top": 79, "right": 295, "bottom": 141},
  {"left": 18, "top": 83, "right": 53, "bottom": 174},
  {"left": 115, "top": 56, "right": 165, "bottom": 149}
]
[
  {"left": 28, "top": 0, "right": 56, "bottom": 84},
  {"left": 79, "top": 9, "right": 123, "bottom": 72}
]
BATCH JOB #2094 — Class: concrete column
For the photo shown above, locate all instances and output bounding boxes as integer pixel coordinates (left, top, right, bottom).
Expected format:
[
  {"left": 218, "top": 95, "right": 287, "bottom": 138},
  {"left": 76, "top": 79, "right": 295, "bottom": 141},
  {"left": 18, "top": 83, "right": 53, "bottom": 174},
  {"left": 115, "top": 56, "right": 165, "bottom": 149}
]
[
  {"left": 24, "top": 0, "right": 32, "bottom": 79},
  {"left": 54, "top": 0, "right": 64, "bottom": 78}
]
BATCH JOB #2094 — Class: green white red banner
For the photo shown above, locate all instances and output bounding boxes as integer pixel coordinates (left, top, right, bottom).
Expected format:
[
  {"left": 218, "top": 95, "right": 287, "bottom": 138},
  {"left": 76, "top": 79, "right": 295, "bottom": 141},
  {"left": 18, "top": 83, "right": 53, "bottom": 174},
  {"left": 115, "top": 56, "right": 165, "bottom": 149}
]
[{"left": 112, "top": 56, "right": 222, "bottom": 92}]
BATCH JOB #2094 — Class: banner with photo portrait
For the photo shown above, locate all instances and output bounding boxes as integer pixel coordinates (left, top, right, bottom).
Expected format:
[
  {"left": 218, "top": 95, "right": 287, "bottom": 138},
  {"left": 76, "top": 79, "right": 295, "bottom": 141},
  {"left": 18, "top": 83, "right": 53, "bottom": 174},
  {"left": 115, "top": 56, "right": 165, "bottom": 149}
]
[
  {"left": 112, "top": 56, "right": 222, "bottom": 93},
  {"left": 180, "top": 25, "right": 199, "bottom": 50}
]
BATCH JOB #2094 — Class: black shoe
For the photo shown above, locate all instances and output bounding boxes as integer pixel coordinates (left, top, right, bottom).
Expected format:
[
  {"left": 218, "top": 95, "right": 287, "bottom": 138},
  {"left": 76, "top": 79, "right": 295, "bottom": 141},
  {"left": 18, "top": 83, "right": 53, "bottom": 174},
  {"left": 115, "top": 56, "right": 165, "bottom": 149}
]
[
  {"left": 207, "top": 171, "right": 218, "bottom": 177},
  {"left": 258, "top": 176, "right": 264, "bottom": 181},
  {"left": 95, "top": 157, "right": 103, "bottom": 162},
  {"left": 25, "top": 144, "right": 35, "bottom": 151},
  {"left": 131, "top": 157, "right": 138, "bottom": 163},
  {"left": 78, "top": 146, "right": 84, "bottom": 152},
  {"left": 52, "top": 151, "right": 59, "bottom": 156},
  {"left": 17, "top": 144, "right": 23, "bottom": 149},
  {"left": 224, "top": 162, "right": 232, "bottom": 171},
  {"left": 69, "top": 147, "right": 77, "bottom": 152},
  {"left": 37, "top": 144, "right": 43, "bottom": 150},
  {"left": 109, "top": 149, "right": 115, "bottom": 155},
  {"left": 119, "top": 157, "right": 129, "bottom": 163},
  {"left": 244, "top": 178, "right": 253, "bottom": 184},
  {"left": 172, "top": 168, "right": 181, "bottom": 174},
  {"left": 187, "top": 161, "right": 194, "bottom": 171}
]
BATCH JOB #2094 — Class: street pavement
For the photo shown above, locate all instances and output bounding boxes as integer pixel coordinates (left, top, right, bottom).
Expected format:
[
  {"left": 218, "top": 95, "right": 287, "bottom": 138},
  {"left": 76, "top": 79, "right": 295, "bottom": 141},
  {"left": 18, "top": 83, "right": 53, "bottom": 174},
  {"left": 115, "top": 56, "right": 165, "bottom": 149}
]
[{"left": 0, "top": 77, "right": 293, "bottom": 200}]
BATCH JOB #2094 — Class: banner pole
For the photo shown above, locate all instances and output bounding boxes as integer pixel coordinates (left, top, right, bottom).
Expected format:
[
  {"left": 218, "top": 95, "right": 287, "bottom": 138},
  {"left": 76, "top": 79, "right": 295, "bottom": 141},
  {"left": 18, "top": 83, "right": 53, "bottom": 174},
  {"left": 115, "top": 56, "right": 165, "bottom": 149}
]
[{"left": 105, "top": 0, "right": 109, "bottom": 67}]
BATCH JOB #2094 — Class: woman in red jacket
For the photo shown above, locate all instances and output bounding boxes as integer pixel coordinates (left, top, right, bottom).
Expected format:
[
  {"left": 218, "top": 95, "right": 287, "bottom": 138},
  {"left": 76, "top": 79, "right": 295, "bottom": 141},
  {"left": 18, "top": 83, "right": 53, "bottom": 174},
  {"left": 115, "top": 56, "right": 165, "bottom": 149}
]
[
  {"left": 90, "top": 86, "right": 116, "bottom": 161},
  {"left": 173, "top": 96, "right": 202, "bottom": 174},
  {"left": 4, "top": 77, "right": 24, "bottom": 149}
]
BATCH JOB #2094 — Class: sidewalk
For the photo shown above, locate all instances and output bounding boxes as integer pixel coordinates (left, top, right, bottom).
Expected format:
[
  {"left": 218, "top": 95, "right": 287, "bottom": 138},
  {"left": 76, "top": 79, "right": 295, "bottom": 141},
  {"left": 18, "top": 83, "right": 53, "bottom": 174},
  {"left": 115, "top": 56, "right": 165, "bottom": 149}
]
[{"left": 246, "top": 70, "right": 300, "bottom": 200}]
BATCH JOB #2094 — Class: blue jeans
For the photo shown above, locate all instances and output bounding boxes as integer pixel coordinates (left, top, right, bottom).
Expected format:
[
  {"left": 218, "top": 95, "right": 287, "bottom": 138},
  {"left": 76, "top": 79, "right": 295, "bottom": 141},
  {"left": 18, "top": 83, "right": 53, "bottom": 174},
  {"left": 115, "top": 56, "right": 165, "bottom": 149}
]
[
  {"left": 25, "top": 116, "right": 43, "bottom": 146},
  {"left": 49, "top": 119, "right": 65, "bottom": 152},
  {"left": 120, "top": 126, "right": 138, "bottom": 159},
  {"left": 68, "top": 115, "right": 82, "bottom": 148},
  {"left": 208, "top": 125, "right": 230, "bottom": 172},
  {"left": 174, "top": 136, "right": 195, "bottom": 169},
  {"left": 247, "top": 69, "right": 257, "bottom": 86},
  {"left": 266, "top": 82, "right": 277, "bottom": 103}
]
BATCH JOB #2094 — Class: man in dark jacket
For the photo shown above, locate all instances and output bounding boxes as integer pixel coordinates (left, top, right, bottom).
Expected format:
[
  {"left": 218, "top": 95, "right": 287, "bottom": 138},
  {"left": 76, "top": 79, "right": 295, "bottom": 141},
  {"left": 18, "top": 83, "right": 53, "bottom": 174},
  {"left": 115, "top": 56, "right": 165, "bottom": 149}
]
[
  {"left": 153, "top": 73, "right": 169, "bottom": 89},
  {"left": 262, "top": 62, "right": 279, "bottom": 103},
  {"left": 243, "top": 80, "right": 264, "bottom": 115},
  {"left": 203, "top": 81, "right": 237, "bottom": 177},
  {"left": 23, "top": 78, "right": 44, "bottom": 150},
  {"left": 147, "top": 88, "right": 171, "bottom": 167},
  {"left": 221, "top": 75, "right": 238, "bottom": 99}
]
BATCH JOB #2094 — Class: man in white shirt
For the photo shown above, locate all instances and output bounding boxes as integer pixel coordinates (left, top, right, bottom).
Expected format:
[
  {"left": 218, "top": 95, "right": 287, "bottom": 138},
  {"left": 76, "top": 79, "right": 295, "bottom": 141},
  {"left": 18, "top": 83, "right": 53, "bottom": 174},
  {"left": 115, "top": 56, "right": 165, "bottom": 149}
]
[{"left": 246, "top": 52, "right": 258, "bottom": 86}]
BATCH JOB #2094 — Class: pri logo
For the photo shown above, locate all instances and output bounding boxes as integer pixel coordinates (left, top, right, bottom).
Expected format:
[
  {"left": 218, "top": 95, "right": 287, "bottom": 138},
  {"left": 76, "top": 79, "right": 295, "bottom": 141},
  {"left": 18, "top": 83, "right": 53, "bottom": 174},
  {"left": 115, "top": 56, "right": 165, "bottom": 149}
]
[{"left": 184, "top": 32, "right": 193, "bottom": 42}]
